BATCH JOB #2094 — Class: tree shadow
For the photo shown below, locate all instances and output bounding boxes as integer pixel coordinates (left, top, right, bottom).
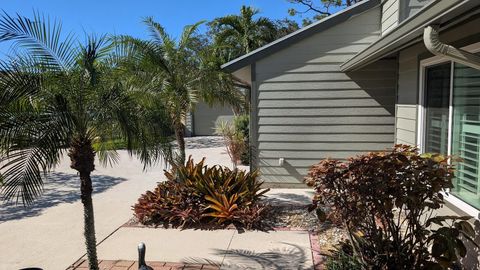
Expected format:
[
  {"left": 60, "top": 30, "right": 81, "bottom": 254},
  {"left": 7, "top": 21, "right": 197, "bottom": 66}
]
[
  {"left": 185, "top": 136, "right": 225, "bottom": 149},
  {"left": 460, "top": 219, "right": 480, "bottom": 269},
  {"left": 0, "top": 172, "right": 126, "bottom": 223},
  {"left": 184, "top": 243, "right": 313, "bottom": 270}
]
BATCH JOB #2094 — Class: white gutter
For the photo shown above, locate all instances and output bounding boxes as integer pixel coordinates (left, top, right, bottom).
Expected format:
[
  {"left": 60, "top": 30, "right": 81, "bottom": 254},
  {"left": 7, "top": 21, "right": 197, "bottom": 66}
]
[{"left": 424, "top": 25, "right": 480, "bottom": 70}]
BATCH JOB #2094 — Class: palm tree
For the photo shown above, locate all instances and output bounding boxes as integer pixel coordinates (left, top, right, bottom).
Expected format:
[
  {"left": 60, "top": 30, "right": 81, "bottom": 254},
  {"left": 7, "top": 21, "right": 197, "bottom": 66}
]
[
  {"left": 114, "top": 18, "right": 243, "bottom": 166},
  {"left": 210, "top": 5, "right": 277, "bottom": 60},
  {"left": 0, "top": 13, "right": 171, "bottom": 269}
]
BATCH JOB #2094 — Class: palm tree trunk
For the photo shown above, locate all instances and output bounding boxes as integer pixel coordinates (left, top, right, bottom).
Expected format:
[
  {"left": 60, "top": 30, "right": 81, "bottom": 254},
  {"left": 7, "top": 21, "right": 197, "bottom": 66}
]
[
  {"left": 80, "top": 171, "right": 99, "bottom": 270},
  {"left": 174, "top": 123, "right": 186, "bottom": 166},
  {"left": 68, "top": 137, "right": 99, "bottom": 270}
]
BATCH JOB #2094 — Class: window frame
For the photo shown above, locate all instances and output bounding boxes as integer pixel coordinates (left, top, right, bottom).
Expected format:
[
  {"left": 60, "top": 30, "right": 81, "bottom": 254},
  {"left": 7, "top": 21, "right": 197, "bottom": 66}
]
[{"left": 417, "top": 42, "right": 480, "bottom": 218}]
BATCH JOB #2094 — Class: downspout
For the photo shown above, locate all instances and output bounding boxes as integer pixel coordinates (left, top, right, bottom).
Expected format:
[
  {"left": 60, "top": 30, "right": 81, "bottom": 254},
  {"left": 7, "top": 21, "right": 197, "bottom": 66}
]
[{"left": 424, "top": 25, "right": 480, "bottom": 70}]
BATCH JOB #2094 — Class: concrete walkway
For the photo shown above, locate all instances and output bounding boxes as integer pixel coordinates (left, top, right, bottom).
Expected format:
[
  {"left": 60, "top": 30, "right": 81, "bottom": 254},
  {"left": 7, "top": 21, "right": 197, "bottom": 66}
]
[
  {"left": 0, "top": 137, "right": 315, "bottom": 270},
  {"left": 94, "top": 227, "right": 314, "bottom": 269}
]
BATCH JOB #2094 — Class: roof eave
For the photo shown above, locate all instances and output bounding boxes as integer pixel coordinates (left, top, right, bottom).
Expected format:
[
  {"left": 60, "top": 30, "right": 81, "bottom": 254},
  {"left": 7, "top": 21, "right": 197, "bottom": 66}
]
[
  {"left": 221, "top": 0, "right": 381, "bottom": 73},
  {"left": 341, "top": 0, "right": 480, "bottom": 72}
]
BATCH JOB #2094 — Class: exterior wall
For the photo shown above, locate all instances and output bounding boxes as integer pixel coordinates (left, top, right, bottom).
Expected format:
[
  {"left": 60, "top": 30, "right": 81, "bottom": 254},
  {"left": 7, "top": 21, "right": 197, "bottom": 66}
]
[
  {"left": 381, "top": 0, "right": 399, "bottom": 35},
  {"left": 191, "top": 101, "right": 234, "bottom": 136},
  {"left": 395, "top": 17, "right": 480, "bottom": 146},
  {"left": 399, "top": 0, "right": 433, "bottom": 22},
  {"left": 253, "top": 6, "right": 397, "bottom": 186},
  {"left": 395, "top": 42, "right": 424, "bottom": 145},
  {"left": 395, "top": 20, "right": 480, "bottom": 266}
]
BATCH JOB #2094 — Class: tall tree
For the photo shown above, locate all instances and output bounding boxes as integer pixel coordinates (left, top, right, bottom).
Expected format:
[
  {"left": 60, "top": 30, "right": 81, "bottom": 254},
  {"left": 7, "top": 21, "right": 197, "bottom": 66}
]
[
  {"left": 114, "top": 18, "right": 243, "bottom": 166},
  {"left": 287, "top": 0, "right": 364, "bottom": 26},
  {"left": 209, "top": 5, "right": 277, "bottom": 61},
  {"left": 0, "top": 13, "right": 171, "bottom": 269},
  {"left": 274, "top": 18, "right": 300, "bottom": 39}
]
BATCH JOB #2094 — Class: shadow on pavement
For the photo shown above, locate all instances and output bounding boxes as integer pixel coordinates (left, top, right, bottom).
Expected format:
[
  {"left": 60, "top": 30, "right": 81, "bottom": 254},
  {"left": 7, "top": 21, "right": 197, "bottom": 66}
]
[
  {"left": 0, "top": 172, "right": 126, "bottom": 223},
  {"left": 185, "top": 136, "right": 225, "bottom": 149},
  {"left": 184, "top": 243, "right": 312, "bottom": 270},
  {"left": 265, "top": 192, "right": 314, "bottom": 206}
]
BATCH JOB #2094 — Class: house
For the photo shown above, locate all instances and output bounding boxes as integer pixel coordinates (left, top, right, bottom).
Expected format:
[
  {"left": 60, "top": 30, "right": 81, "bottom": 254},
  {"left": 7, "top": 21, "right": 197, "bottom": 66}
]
[
  {"left": 185, "top": 102, "right": 235, "bottom": 136},
  {"left": 222, "top": 0, "right": 480, "bottom": 222}
]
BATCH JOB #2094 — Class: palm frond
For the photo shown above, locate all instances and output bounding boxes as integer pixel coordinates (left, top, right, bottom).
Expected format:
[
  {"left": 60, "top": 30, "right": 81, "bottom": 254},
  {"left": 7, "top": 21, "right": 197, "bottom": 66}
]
[
  {"left": 0, "top": 95, "right": 72, "bottom": 204},
  {"left": 178, "top": 20, "right": 205, "bottom": 50},
  {"left": 0, "top": 11, "right": 77, "bottom": 71},
  {"left": 142, "top": 17, "right": 174, "bottom": 49},
  {"left": 0, "top": 60, "right": 42, "bottom": 107},
  {"left": 112, "top": 34, "right": 170, "bottom": 75}
]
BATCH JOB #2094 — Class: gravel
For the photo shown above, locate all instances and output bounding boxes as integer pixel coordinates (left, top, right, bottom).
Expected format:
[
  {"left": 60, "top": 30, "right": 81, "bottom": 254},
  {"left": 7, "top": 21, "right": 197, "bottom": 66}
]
[{"left": 262, "top": 202, "right": 348, "bottom": 253}]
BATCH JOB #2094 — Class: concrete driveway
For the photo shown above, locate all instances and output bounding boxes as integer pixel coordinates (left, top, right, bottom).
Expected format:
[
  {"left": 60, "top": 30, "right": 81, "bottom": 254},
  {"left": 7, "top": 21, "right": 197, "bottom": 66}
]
[{"left": 0, "top": 137, "right": 241, "bottom": 270}]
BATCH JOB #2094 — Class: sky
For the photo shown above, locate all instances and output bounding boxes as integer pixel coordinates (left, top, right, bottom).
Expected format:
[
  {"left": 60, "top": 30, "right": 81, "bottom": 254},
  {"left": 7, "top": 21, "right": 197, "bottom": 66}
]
[{"left": 0, "top": 0, "right": 319, "bottom": 57}]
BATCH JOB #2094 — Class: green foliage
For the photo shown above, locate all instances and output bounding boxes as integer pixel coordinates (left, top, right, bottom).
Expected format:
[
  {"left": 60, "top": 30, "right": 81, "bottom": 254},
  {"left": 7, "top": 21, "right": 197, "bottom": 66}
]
[
  {"left": 134, "top": 156, "right": 269, "bottom": 229},
  {"left": 325, "top": 241, "right": 362, "bottom": 270},
  {"left": 307, "top": 145, "right": 479, "bottom": 270},
  {"left": 113, "top": 18, "right": 243, "bottom": 166},
  {"left": 215, "top": 120, "right": 246, "bottom": 168},
  {"left": 0, "top": 12, "right": 175, "bottom": 269},
  {"left": 233, "top": 114, "right": 250, "bottom": 165},
  {"left": 0, "top": 12, "right": 173, "bottom": 205},
  {"left": 209, "top": 6, "right": 277, "bottom": 61}
]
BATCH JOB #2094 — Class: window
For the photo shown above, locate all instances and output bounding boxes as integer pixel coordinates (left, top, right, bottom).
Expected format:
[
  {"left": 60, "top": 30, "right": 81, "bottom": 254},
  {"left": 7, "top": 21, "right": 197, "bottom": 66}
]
[
  {"left": 424, "top": 63, "right": 451, "bottom": 154},
  {"left": 423, "top": 62, "right": 480, "bottom": 209}
]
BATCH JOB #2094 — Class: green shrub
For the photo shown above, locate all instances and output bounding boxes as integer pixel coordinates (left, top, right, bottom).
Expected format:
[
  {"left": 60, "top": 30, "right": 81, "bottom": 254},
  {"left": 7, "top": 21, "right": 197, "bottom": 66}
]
[
  {"left": 325, "top": 241, "right": 362, "bottom": 270},
  {"left": 133, "top": 156, "right": 269, "bottom": 229},
  {"left": 233, "top": 114, "right": 250, "bottom": 165},
  {"left": 215, "top": 120, "right": 246, "bottom": 168},
  {"left": 307, "top": 145, "right": 478, "bottom": 270}
]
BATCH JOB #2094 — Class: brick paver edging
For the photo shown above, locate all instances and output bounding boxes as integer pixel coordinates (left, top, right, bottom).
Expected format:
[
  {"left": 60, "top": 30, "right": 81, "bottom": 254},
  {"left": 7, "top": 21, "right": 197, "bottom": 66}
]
[{"left": 68, "top": 259, "right": 221, "bottom": 269}]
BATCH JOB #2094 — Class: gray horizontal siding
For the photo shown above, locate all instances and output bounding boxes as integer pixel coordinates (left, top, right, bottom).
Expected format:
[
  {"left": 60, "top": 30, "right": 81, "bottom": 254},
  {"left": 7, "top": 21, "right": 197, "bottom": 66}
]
[
  {"left": 258, "top": 116, "right": 394, "bottom": 125},
  {"left": 253, "top": 6, "right": 396, "bottom": 185},
  {"left": 399, "top": 0, "right": 433, "bottom": 22},
  {"left": 395, "top": 105, "right": 417, "bottom": 145},
  {"left": 381, "top": 0, "right": 399, "bottom": 34}
]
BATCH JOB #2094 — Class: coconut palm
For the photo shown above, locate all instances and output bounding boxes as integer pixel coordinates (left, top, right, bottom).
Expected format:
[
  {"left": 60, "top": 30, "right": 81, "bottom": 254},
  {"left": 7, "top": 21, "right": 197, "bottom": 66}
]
[
  {"left": 210, "top": 5, "right": 277, "bottom": 60},
  {"left": 0, "top": 12, "right": 172, "bottom": 269},
  {"left": 114, "top": 18, "right": 243, "bottom": 166}
]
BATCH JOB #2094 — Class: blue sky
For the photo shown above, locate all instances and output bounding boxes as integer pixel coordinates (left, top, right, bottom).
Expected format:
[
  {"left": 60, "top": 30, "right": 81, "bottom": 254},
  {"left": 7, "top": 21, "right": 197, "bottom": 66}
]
[{"left": 0, "top": 0, "right": 319, "bottom": 57}]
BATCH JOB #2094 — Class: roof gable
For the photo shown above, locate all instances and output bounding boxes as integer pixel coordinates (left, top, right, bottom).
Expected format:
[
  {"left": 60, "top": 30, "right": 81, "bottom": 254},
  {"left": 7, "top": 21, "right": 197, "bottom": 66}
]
[{"left": 221, "top": 0, "right": 381, "bottom": 72}]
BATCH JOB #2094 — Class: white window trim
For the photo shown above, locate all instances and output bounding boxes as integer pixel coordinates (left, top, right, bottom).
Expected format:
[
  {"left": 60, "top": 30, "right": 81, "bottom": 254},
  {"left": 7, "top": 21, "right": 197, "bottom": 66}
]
[{"left": 417, "top": 42, "right": 480, "bottom": 219}]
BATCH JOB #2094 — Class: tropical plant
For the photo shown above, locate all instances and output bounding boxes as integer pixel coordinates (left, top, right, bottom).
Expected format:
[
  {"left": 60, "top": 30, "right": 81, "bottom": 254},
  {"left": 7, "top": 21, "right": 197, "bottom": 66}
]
[
  {"left": 306, "top": 145, "right": 478, "bottom": 269},
  {"left": 114, "top": 18, "right": 243, "bottom": 167},
  {"left": 209, "top": 6, "right": 277, "bottom": 60},
  {"left": 134, "top": 156, "right": 269, "bottom": 229},
  {"left": 274, "top": 18, "right": 300, "bottom": 38},
  {"left": 325, "top": 241, "right": 362, "bottom": 270},
  {"left": 0, "top": 12, "right": 172, "bottom": 270},
  {"left": 214, "top": 120, "right": 246, "bottom": 168},
  {"left": 233, "top": 114, "right": 250, "bottom": 165}
]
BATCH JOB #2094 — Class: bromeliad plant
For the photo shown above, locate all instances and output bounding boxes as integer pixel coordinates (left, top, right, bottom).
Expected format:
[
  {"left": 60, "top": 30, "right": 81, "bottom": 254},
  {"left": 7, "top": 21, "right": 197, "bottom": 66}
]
[
  {"left": 134, "top": 156, "right": 269, "bottom": 229},
  {"left": 306, "top": 145, "right": 479, "bottom": 270}
]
